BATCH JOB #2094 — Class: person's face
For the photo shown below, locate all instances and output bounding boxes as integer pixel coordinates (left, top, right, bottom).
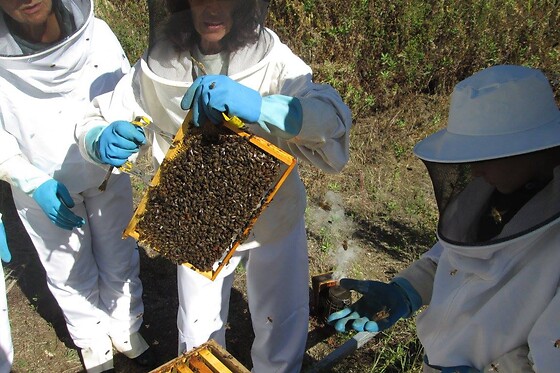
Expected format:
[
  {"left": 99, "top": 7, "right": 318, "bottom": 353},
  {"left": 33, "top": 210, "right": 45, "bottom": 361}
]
[
  {"left": 188, "top": 0, "right": 238, "bottom": 54},
  {"left": 0, "top": 0, "right": 53, "bottom": 27},
  {"left": 470, "top": 152, "right": 551, "bottom": 194}
]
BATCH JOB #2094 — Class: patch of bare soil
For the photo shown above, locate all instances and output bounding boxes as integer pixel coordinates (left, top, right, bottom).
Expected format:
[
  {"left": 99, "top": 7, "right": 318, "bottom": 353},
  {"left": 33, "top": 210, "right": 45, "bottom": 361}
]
[{"left": 2, "top": 100, "right": 440, "bottom": 372}]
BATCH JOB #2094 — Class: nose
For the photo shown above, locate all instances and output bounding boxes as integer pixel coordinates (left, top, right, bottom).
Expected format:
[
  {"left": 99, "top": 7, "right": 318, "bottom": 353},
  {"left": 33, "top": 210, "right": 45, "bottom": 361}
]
[
  {"left": 202, "top": 1, "right": 222, "bottom": 14},
  {"left": 204, "top": 0, "right": 221, "bottom": 8}
]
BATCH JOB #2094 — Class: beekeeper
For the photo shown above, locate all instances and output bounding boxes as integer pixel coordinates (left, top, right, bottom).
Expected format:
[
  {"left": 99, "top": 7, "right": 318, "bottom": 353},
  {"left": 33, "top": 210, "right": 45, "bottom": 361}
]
[
  {"left": 77, "top": 0, "right": 352, "bottom": 371},
  {"left": 0, "top": 214, "right": 13, "bottom": 373},
  {"left": 328, "top": 65, "right": 560, "bottom": 372},
  {"left": 0, "top": 1, "right": 154, "bottom": 372}
]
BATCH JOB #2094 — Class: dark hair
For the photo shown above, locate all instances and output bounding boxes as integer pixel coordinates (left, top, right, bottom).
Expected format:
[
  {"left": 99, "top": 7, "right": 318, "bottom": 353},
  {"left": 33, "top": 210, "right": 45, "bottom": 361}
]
[{"left": 161, "top": 0, "right": 265, "bottom": 53}]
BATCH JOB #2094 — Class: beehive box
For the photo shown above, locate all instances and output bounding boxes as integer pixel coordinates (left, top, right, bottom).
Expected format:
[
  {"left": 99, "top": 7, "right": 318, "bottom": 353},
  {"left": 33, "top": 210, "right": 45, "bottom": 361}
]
[
  {"left": 123, "top": 113, "right": 296, "bottom": 280},
  {"left": 149, "top": 339, "right": 250, "bottom": 373}
]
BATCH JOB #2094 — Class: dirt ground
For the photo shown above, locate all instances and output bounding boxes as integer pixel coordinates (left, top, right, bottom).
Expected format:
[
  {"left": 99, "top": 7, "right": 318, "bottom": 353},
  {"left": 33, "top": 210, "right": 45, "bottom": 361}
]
[{"left": 1, "top": 110, "right": 436, "bottom": 373}]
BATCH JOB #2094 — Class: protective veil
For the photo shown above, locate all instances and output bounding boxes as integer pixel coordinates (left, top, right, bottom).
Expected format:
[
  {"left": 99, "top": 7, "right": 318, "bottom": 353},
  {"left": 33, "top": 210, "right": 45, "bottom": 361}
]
[
  {"left": 77, "top": 1, "right": 352, "bottom": 371},
  {"left": 0, "top": 1, "right": 146, "bottom": 372}
]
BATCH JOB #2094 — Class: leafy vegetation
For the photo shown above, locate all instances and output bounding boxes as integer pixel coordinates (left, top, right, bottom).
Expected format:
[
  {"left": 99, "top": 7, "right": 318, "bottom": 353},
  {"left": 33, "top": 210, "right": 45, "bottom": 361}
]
[
  {"left": 97, "top": 0, "right": 560, "bottom": 114},
  {"left": 268, "top": 0, "right": 560, "bottom": 115}
]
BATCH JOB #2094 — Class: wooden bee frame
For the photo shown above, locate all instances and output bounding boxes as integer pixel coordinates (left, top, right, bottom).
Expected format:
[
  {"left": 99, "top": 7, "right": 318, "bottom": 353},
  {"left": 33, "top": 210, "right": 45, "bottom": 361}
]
[
  {"left": 123, "top": 112, "right": 296, "bottom": 280},
  {"left": 149, "top": 339, "right": 250, "bottom": 373}
]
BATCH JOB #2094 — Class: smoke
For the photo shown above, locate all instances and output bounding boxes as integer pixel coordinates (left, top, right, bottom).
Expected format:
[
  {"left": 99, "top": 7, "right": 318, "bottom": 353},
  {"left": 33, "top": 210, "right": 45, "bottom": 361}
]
[{"left": 306, "top": 191, "right": 361, "bottom": 280}]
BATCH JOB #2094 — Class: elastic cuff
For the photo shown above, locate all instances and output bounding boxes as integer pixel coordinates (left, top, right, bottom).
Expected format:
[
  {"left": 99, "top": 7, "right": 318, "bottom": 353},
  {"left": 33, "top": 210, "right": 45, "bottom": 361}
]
[
  {"left": 84, "top": 126, "right": 106, "bottom": 163},
  {"left": 257, "top": 95, "right": 303, "bottom": 139},
  {"left": 391, "top": 277, "right": 423, "bottom": 317}
]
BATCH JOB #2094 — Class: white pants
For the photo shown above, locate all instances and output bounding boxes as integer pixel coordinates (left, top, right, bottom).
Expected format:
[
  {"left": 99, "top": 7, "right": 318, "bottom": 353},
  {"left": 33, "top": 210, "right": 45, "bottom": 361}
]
[
  {"left": 11, "top": 173, "right": 145, "bottom": 370},
  {"left": 177, "top": 215, "right": 309, "bottom": 373},
  {"left": 0, "top": 263, "right": 13, "bottom": 373}
]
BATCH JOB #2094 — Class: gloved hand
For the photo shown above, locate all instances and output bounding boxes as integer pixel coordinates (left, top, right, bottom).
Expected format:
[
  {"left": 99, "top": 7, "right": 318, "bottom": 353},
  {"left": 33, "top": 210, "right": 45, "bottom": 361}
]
[
  {"left": 33, "top": 179, "right": 85, "bottom": 230},
  {"left": 181, "top": 75, "right": 262, "bottom": 126},
  {"left": 327, "top": 278, "right": 422, "bottom": 333},
  {"left": 94, "top": 120, "right": 146, "bottom": 167},
  {"left": 441, "top": 366, "right": 480, "bottom": 373},
  {"left": 0, "top": 219, "right": 10, "bottom": 263}
]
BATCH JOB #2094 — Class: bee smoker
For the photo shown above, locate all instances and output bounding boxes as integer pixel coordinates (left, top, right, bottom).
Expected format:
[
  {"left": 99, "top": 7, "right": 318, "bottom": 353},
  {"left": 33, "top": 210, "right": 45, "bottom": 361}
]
[{"left": 311, "top": 272, "right": 352, "bottom": 323}]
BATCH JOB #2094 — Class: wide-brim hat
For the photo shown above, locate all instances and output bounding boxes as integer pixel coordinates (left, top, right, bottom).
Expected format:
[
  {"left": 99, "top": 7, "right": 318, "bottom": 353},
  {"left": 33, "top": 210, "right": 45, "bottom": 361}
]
[{"left": 414, "top": 65, "right": 560, "bottom": 163}]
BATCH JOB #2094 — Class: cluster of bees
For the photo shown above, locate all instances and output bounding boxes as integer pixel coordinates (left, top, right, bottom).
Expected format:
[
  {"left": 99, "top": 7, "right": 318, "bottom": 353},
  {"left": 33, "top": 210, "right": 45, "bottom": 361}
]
[{"left": 136, "top": 130, "right": 281, "bottom": 271}]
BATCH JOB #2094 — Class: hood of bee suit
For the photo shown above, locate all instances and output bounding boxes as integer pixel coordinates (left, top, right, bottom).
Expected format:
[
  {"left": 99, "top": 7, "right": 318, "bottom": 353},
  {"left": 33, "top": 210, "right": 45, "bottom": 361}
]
[
  {"left": 0, "top": 0, "right": 93, "bottom": 94},
  {"left": 145, "top": 0, "right": 272, "bottom": 82},
  {"left": 413, "top": 66, "right": 560, "bottom": 247}
]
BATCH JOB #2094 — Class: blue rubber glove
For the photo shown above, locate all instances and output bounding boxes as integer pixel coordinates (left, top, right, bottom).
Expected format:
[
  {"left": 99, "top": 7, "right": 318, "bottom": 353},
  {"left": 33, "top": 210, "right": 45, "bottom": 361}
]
[
  {"left": 0, "top": 219, "right": 10, "bottom": 263},
  {"left": 181, "top": 75, "right": 262, "bottom": 126},
  {"left": 441, "top": 366, "right": 480, "bottom": 373},
  {"left": 94, "top": 121, "right": 146, "bottom": 167},
  {"left": 33, "top": 179, "right": 85, "bottom": 230},
  {"left": 327, "top": 278, "right": 422, "bottom": 333}
]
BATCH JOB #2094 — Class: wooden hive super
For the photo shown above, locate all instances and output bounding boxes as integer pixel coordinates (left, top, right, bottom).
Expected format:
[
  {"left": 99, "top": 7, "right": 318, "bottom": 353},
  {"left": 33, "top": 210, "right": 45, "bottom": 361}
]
[
  {"left": 149, "top": 339, "right": 250, "bottom": 373},
  {"left": 123, "top": 112, "right": 296, "bottom": 280}
]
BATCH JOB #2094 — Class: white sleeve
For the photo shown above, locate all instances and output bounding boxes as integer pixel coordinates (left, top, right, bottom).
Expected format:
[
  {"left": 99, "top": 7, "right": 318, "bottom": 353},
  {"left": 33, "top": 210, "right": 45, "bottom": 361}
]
[
  {"left": 393, "top": 241, "right": 443, "bottom": 306},
  {"left": 274, "top": 47, "right": 352, "bottom": 174},
  {"left": 0, "top": 125, "right": 22, "bottom": 165},
  {"left": 0, "top": 128, "right": 51, "bottom": 195},
  {"left": 395, "top": 256, "right": 437, "bottom": 306},
  {"left": 291, "top": 91, "right": 352, "bottom": 173},
  {"left": 76, "top": 59, "right": 152, "bottom": 165},
  {"left": 0, "top": 155, "right": 51, "bottom": 196},
  {"left": 421, "top": 240, "right": 443, "bottom": 263}
]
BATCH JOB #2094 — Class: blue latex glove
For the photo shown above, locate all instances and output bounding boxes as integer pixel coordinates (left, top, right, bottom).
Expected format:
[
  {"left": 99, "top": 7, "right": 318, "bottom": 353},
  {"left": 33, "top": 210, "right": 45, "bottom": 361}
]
[
  {"left": 424, "top": 355, "right": 480, "bottom": 372},
  {"left": 94, "top": 120, "right": 146, "bottom": 167},
  {"left": 0, "top": 220, "right": 10, "bottom": 263},
  {"left": 33, "top": 179, "right": 85, "bottom": 230},
  {"left": 327, "top": 278, "right": 422, "bottom": 333},
  {"left": 181, "top": 75, "right": 262, "bottom": 126}
]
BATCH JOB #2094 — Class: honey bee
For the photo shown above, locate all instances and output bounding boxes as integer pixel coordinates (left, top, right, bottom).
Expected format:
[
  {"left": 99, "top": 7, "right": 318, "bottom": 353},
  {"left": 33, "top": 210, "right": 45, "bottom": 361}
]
[
  {"left": 490, "top": 207, "right": 502, "bottom": 224},
  {"left": 317, "top": 200, "right": 331, "bottom": 211},
  {"left": 373, "top": 306, "right": 390, "bottom": 322}
]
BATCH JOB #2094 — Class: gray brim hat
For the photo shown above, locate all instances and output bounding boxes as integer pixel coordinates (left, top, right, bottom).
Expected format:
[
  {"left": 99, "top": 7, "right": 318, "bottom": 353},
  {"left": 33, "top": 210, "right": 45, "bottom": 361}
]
[{"left": 414, "top": 65, "right": 560, "bottom": 163}]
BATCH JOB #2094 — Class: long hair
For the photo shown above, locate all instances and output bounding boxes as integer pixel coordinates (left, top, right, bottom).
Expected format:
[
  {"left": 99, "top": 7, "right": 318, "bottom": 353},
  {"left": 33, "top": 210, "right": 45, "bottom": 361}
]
[{"left": 161, "top": 0, "right": 265, "bottom": 53}]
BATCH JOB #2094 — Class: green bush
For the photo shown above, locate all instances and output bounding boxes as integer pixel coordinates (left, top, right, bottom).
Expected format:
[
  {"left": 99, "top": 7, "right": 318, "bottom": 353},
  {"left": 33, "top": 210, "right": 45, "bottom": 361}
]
[
  {"left": 96, "top": 0, "right": 560, "bottom": 115},
  {"left": 95, "top": 0, "right": 149, "bottom": 62},
  {"left": 267, "top": 0, "right": 560, "bottom": 114}
]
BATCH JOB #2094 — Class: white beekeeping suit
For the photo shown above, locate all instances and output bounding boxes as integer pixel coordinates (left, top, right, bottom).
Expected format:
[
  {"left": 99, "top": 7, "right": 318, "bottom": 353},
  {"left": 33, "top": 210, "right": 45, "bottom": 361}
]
[
  {"left": 77, "top": 1, "right": 352, "bottom": 371},
  {"left": 0, "top": 1, "right": 151, "bottom": 372}
]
